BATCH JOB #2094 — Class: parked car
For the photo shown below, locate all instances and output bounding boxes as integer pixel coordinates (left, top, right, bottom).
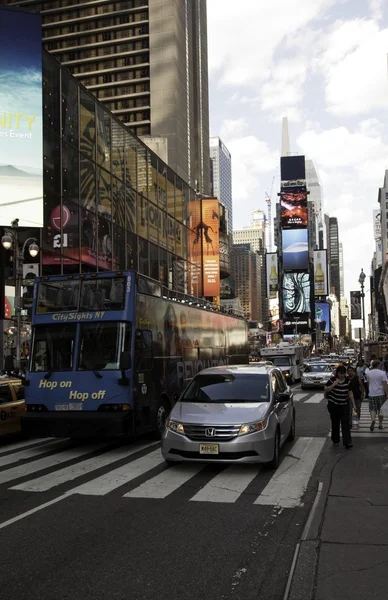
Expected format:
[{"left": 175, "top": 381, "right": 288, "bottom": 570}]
[
  {"left": 301, "top": 363, "right": 334, "bottom": 389},
  {"left": 0, "top": 378, "right": 26, "bottom": 438},
  {"left": 162, "top": 365, "right": 295, "bottom": 469}
]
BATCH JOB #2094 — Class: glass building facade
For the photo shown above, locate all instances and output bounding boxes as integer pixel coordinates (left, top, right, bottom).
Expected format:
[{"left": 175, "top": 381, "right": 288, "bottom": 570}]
[{"left": 37, "top": 51, "right": 203, "bottom": 298}]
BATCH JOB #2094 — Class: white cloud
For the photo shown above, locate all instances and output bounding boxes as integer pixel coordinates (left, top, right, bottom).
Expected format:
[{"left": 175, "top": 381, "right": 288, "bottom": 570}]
[
  {"left": 316, "top": 20, "right": 388, "bottom": 116},
  {"left": 260, "top": 58, "right": 307, "bottom": 121},
  {"left": 208, "top": 0, "right": 336, "bottom": 86},
  {"left": 369, "top": 0, "right": 384, "bottom": 20},
  {"left": 297, "top": 125, "right": 388, "bottom": 170},
  {"left": 219, "top": 118, "right": 248, "bottom": 139}
]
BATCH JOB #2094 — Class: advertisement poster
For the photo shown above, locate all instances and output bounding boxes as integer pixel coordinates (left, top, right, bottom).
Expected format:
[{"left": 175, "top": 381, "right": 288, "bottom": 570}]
[
  {"left": 350, "top": 290, "right": 362, "bottom": 320},
  {"left": 187, "top": 200, "right": 203, "bottom": 297},
  {"left": 201, "top": 199, "right": 220, "bottom": 297},
  {"left": 282, "top": 229, "right": 309, "bottom": 271},
  {"left": 315, "top": 302, "right": 330, "bottom": 333},
  {"left": 269, "top": 297, "right": 279, "bottom": 331},
  {"left": 373, "top": 210, "right": 381, "bottom": 239},
  {"left": 266, "top": 253, "right": 279, "bottom": 298},
  {"left": 0, "top": 8, "right": 43, "bottom": 227},
  {"left": 280, "top": 187, "right": 308, "bottom": 228},
  {"left": 282, "top": 272, "right": 311, "bottom": 314},
  {"left": 313, "top": 249, "right": 328, "bottom": 296}
]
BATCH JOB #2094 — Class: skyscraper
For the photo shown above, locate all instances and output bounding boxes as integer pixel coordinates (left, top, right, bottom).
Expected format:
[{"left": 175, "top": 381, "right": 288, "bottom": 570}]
[
  {"left": 2, "top": 0, "right": 210, "bottom": 193},
  {"left": 328, "top": 217, "right": 340, "bottom": 300},
  {"left": 210, "top": 137, "right": 232, "bottom": 233},
  {"left": 339, "top": 241, "right": 344, "bottom": 297}
]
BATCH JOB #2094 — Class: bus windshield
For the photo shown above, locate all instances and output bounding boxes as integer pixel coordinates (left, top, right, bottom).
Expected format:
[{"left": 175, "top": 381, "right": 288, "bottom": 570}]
[
  {"left": 31, "top": 324, "right": 76, "bottom": 372},
  {"left": 78, "top": 322, "right": 130, "bottom": 371},
  {"left": 36, "top": 277, "right": 126, "bottom": 313}
]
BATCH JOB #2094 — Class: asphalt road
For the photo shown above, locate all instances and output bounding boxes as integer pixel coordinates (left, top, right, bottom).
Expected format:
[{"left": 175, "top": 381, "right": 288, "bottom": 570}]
[{"left": 0, "top": 385, "right": 331, "bottom": 600}]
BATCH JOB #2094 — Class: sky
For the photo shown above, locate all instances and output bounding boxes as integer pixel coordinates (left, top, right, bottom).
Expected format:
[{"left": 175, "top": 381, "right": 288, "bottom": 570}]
[{"left": 207, "top": 0, "right": 388, "bottom": 303}]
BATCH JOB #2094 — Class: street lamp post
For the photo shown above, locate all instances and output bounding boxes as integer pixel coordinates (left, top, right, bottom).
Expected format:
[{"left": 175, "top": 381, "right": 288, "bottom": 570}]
[
  {"left": 359, "top": 268, "right": 366, "bottom": 359},
  {"left": 1, "top": 219, "right": 39, "bottom": 372}
]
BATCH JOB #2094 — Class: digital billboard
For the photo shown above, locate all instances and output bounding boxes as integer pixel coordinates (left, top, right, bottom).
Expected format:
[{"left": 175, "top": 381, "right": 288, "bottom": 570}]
[
  {"left": 266, "top": 252, "right": 279, "bottom": 298},
  {"left": 282, "top": 272, "right": 311, "bottom": 314},
  {"left": 280, "top": 188, "right": 308, "bottom": 228},
  {"left": 282, "top": 229, "right": 309, "bottom": 271},
  {"left": 280, "top": 156, "right": 306, "bottom": 181},
  {"left": 201, "top": 199, "right": 220, "bottom": 297},
  {"left": 350, "top": 290, "right": 362, "bottom": 320},
  {"left": 315, "top": 302, "right": 330, "bottom": 334},
  {"left": 313, "top": 249, "right": 328, "bottom": 297},
  {"left": 0, "top": 8, "right": 43, "bottom": 227}
]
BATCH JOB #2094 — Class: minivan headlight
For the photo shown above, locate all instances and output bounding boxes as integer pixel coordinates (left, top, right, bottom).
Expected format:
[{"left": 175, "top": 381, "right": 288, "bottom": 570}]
[
  {"left": 239, "top": 419, "right": 267, "bottom": 435},
  {"left": 167, "top": 419, "right": 185, "bottom": 434}
]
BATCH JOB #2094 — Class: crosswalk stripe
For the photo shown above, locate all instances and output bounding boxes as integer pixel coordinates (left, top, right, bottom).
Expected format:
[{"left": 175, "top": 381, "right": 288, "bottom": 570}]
[
  {"left": 11, "top": 442, "right": 158, "bottom": 492},
  {"left": 0, "top": 444, "right": 105, "bottom": 485},
  {"left": 254, "top": 437, "right": 325, "bottom": 508},
  {"left": 190, "top": 465, "right": 260, "bottom": 503},
  {"left": 0, "top": 438, "right": 52, "bottom": 457},
  {"left": 305, "top": 393, "right": 324, "bottom": 404},
  {"left": 124, "top": 463, "right": 204, "bottom": 499},
  {"left": 0, "top": 439, "right": 68, "bottom": 468},
  {"left": 293, "top": 393, "right": 310, "bottom": 402},
  {"left": 70, "top": 448, "right": 165, "bottom": 496}
]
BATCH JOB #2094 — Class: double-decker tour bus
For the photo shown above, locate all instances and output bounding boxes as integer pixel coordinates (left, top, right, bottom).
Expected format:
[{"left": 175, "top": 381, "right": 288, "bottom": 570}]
[{"left": 23, "top": 271, "right": 249, "bottom": 438}]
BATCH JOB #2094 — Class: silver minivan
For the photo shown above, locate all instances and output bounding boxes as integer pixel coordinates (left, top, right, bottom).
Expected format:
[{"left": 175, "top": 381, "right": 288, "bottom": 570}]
[{"left": 162, "top": 365, "right": 295, "bottom": 469}]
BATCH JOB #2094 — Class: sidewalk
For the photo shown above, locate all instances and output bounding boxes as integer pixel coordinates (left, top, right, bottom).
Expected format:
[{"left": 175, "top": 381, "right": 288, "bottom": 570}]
[{"left": 288, "top": 405, "right": 388, "bottom": 600}]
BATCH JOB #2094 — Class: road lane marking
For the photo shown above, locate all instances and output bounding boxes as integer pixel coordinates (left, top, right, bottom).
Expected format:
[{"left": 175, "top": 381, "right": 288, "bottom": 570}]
[
  {"left": 0, "top": 445, "right": 105, "bottom": 485},
  {"left": 11, "top": 442, "right": 158, "bottom": 492},
  {"left": 0, "top": 438, "right": 52, "bottom": 457},
  {"left": 0, "top": 439, "right": 69, "bottom": 468},
  {"left": 124, "top": 463, "right": 204, "bottom": 499},
  {"left": 0, "top": 493, "right": 70, "bottom": 531},
  {"left": 305, "top": 393, "right": 324, "bottom": 404},
  {"left": 190, "top": 465, "right": 260, "bottom": 503},
  {"left": 254, "top": 437, "right": 325, "bottom": 508},
  {"left": 293, "top": 393, "right": 310, "bottom": 402},
  {"left": 70, "top": 448, "right": 164, "bottom": 496}
]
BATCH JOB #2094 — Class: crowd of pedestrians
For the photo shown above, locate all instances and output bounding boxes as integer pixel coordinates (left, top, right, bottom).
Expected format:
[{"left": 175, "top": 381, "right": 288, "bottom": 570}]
[{"left": 324, "top": 354, "right": 388, "bottom": 448}]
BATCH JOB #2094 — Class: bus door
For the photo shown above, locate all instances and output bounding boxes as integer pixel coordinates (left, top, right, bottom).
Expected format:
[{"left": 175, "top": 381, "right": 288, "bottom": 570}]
[{"left": 134, "top": 329, "right": 156, "bottom": 430}]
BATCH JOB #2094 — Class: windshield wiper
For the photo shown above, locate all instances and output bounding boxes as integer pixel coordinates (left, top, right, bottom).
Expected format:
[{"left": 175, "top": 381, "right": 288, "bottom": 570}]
[
  {"left": 44, "top": 371, "right": 53, "bottom": 380},
  {"left": 93, "top": 371, "right": 103, "bottom": 379}
]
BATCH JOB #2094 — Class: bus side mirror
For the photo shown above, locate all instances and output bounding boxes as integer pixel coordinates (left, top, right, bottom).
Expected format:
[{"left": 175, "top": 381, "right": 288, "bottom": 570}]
[{"left": 119, "top": 351, "right": 131, "bottom": 371}]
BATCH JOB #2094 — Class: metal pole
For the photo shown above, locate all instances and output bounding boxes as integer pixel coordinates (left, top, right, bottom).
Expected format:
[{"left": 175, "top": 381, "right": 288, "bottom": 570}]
[
  {"left": 14, "top": 227, "right": 21, "bottom": 372},
  {"left": 361, "top": 281, "right": 366, "bottom": 358}
]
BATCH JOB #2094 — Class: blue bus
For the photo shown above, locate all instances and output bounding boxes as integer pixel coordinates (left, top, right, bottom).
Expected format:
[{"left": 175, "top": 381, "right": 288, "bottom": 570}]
[{"left": 23, "top": 271, "right": 249, "bottom": 438}]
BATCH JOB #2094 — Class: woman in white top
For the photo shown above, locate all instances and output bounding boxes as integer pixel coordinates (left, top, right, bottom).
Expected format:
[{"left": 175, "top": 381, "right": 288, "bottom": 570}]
[{"left": 366, "top": 359, "right": 388, "bottom": 432}]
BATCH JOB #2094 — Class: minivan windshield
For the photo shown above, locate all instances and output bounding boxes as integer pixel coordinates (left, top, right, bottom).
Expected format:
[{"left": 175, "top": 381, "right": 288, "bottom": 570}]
[{"left": 181, "top": 373, "right": 269, "bottom": 403}]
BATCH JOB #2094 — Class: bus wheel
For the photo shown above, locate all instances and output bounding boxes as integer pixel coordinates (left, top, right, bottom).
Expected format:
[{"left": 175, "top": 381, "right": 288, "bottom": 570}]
[{"left": 154, "top": 399, "right": 170, "bottom": 438}]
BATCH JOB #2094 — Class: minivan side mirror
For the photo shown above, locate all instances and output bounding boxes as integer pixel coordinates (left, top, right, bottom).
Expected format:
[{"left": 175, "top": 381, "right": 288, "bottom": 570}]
[
  {"left": 119, "top": 351, "right": 131, "bottom": 371},
  {"left": 278, "top": 391, "right": 291, "bottom": 403}
]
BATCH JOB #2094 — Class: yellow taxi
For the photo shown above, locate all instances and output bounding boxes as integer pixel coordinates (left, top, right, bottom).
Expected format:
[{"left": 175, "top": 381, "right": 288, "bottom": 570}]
[{"left": 0, "top": 378, "right": 26, "bottom": 437}]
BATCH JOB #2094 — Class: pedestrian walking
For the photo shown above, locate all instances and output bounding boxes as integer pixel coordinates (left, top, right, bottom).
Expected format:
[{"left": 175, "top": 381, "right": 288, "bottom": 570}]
[
  {"left": 347, "top": 365, "right": 363, "bottom": 424},
  {"left": 365, "top": 359, "right": 388, "bottom": 431},
  {"left": 324, "top": 365, "right": 357, "bottom": 448}
]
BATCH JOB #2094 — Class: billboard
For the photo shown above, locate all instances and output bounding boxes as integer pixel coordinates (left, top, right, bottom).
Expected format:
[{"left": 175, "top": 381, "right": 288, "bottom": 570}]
[
  {"left": 201, "top": 199, "right": 220, "bottom": 297},
  {"left": 266, "top": 252, "right": 279, "bottom": 298},
  {"left": 280, "top": 187, "right": 308, "bottom": 228},
  {"left": 282, "top": 229, "right": 309, "bottom": 271},
  {"left": 373, "top": 210, "right": 381, "bottom": 239},
  {"left": 350, "top": 290, "right": 362, "bottom": 319},
  {"left": 0, "top": 8, "right": 43, "bottom": 227},
  {"left": 315, "top": 302, "right": 330, "bottom": 333},
  {"left": 313, "top": 249, "right": 328, "bottom": 297},
  {"left": 280, "top": 156, "right": 306, "bottom": 182},
  {"left": 269, "top": 297, "right": 279, "bottom": 331},
  {"left": 283, "top": 272, "right": 311, "bottom": 314}
]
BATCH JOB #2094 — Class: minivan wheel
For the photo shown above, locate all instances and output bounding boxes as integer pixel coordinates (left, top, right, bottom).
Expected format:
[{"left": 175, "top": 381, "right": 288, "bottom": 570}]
[
  {"left": 267, "top": 430, "right": 280, "bottom": 470},
  {"left": 153, "top": 399, "right": 170, "bottom": 438},
  {"left": 287, "top": 411, "right": 296, "bottom": 442}
]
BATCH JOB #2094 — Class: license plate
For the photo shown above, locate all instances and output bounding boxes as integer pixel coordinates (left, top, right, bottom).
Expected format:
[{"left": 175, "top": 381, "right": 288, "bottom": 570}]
[
  {"left": 200, "top": 444, "right": 219, "bottom": 455},
  {"left": 55, "top": 404, "right": 69, "bottom": 411},
  {"left": 69, "top": 403, "right": 83, "bottom": 411}
]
